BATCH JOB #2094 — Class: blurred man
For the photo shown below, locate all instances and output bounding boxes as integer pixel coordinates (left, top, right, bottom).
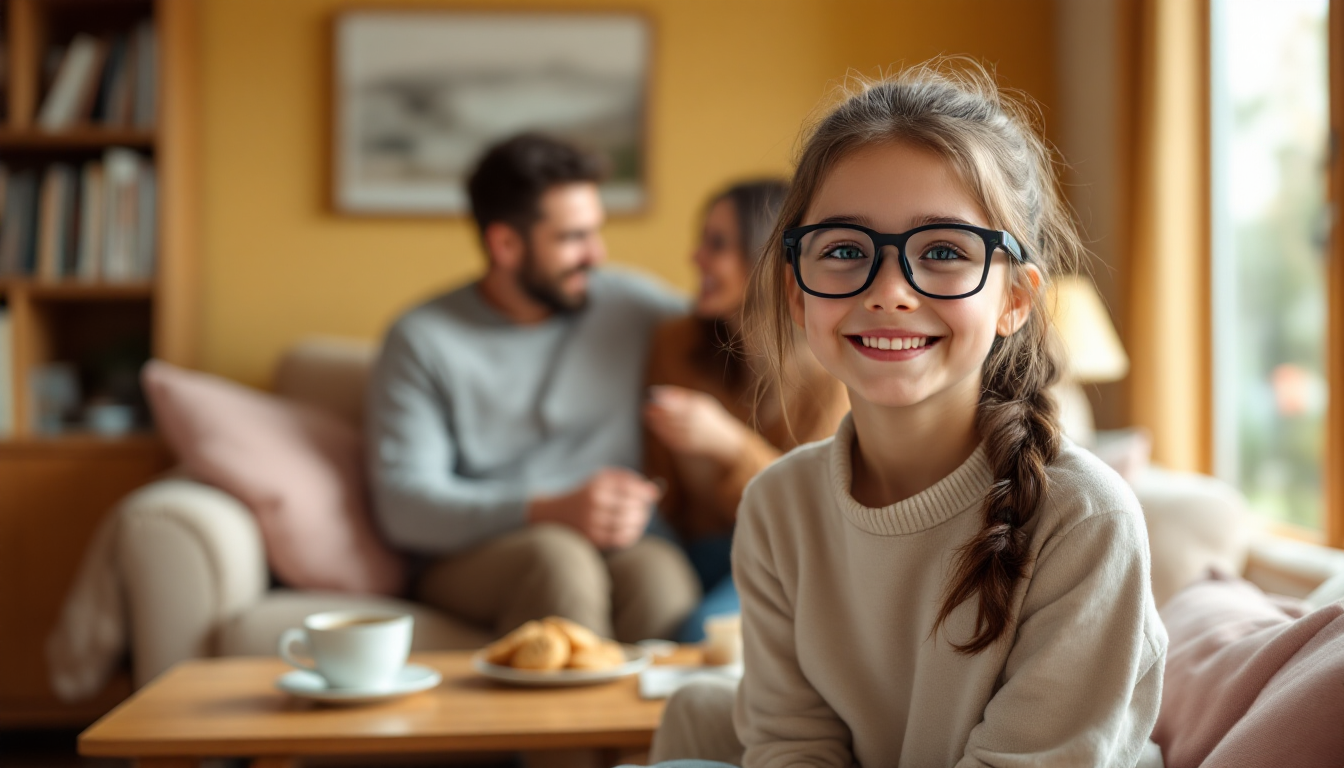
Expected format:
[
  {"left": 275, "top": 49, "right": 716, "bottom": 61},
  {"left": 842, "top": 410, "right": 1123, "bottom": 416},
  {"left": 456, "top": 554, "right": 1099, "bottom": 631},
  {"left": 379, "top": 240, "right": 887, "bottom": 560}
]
[{"left": 368, "top": 133, "right": 699, "bottom": 642}]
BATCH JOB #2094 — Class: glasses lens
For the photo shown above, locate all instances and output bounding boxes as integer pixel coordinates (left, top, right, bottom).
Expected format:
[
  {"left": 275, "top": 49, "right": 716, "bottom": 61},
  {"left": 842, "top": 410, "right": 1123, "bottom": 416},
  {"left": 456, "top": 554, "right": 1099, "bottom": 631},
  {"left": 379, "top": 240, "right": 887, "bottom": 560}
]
[
  {"left": 905, "top": 228, "right": 989, "bottom": 297},
  {"left": 796, "top": 228, "right": 876, "bottom": 295}
]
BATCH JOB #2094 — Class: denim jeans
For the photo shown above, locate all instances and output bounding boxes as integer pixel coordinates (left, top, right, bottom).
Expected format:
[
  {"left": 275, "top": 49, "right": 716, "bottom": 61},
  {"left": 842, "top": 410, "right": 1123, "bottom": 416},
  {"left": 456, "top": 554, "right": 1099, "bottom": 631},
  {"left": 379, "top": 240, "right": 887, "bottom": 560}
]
[{"left": 674, "top": 534, "right": 739, "bottom": 643}]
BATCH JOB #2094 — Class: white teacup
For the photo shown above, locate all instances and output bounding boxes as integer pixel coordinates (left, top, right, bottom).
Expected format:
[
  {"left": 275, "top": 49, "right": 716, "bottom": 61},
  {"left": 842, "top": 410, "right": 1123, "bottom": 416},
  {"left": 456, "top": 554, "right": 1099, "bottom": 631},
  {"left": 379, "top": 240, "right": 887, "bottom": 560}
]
[{"left": 279, "top": 611, "right": 413, "bottom": 690}]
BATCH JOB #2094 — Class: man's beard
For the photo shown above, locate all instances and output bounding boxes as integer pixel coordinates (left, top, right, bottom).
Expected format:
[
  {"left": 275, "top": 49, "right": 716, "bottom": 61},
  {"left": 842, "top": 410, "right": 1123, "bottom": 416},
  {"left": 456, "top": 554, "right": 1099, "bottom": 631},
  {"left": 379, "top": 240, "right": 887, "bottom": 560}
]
[{"left": 519, "top": 246, "right": 591, "bottom": 314}]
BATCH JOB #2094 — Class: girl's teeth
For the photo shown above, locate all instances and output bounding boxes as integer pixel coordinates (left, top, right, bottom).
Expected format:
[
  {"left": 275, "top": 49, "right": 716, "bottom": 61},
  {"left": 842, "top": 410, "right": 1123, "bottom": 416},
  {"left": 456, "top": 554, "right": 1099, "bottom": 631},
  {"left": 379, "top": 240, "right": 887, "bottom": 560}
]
[{"left": 861, "top": 336, "right": 928, "bottom": 350}]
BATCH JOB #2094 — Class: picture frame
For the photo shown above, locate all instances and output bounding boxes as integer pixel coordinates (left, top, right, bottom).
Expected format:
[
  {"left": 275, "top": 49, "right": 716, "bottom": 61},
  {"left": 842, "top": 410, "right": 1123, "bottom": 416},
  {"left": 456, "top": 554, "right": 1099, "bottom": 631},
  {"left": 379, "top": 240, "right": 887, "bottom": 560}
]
[{"left": 332, "top": 8, "right": 652, "bottom": 216}]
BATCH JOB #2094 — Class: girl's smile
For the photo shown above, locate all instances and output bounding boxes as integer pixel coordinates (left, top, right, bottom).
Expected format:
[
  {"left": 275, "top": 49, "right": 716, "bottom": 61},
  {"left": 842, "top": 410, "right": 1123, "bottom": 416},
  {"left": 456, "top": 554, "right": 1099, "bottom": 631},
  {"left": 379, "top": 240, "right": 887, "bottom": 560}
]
[{"left": 847, "top": 331, "right": 942, "bottom": 360}]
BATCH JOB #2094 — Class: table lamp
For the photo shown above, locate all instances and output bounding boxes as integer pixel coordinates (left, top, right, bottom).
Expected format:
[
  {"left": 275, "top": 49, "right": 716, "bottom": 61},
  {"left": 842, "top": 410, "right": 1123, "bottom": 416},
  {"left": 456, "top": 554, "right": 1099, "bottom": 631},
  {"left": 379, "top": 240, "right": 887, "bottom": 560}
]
[{"left": 1048, "top": 275, "right": 1129, "bottom": 443}]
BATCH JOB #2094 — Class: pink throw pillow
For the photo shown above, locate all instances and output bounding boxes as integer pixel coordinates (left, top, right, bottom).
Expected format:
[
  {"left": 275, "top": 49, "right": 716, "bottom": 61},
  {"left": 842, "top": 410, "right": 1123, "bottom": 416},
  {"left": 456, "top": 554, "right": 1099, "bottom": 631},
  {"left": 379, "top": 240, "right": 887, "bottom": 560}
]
[
  {"left": 142, "top": 360, "right": 405, "bottom": 595},
  {"left": 1153, "top": 575, "right": 1344, "bottom": 768}
]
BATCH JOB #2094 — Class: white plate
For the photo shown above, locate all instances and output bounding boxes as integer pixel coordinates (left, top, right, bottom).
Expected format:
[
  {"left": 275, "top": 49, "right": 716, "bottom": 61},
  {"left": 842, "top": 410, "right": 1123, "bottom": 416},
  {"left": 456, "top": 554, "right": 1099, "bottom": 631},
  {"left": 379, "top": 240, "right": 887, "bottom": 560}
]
[
  {"left": 471, "top": 644, "right": 652, "bottom": 687},
  {"left": 276, "top": 663, "right": 442, "bottom": 704}
]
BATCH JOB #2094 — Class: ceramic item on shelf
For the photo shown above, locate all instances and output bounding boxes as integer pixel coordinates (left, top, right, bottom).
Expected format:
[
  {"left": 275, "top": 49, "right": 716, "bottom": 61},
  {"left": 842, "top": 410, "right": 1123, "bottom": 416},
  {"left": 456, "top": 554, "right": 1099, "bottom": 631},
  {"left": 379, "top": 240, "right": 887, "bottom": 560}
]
[
  {"left": 472, "top": 644, "right": 652, "bottom": 687},
  {"left": 276, "top": 663, "right": 441, "bottom": 704},
  {"left": 86, "top": 403, "right": 136, "bottom": 436}
]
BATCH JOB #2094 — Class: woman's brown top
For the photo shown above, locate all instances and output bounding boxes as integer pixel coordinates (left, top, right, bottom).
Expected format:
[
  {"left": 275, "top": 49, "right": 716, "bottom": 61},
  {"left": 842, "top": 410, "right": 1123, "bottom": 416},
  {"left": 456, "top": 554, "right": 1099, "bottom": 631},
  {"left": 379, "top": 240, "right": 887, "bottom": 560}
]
[{"left": 643, "top": 315, "right": 850, "bottom": 542}]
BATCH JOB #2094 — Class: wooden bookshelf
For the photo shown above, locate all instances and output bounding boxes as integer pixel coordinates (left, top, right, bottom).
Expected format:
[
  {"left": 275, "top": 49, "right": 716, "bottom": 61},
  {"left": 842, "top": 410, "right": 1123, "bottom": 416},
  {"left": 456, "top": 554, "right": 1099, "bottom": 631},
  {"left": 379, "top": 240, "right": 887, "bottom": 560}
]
[
  {"left": 0, "top": 0, "right": 197, "bottom": 727},
  {"left": 0, "top": 127, "right": 155, "bottom": 148},
  {"left": 0, "top": 428, "right": 163, "bottom": 455},
  {"left": 0, "top": 277, "right": 155, "bottom": 299},
  {"left": 26, "top": 279, "right": 155, "bottom": 300}
]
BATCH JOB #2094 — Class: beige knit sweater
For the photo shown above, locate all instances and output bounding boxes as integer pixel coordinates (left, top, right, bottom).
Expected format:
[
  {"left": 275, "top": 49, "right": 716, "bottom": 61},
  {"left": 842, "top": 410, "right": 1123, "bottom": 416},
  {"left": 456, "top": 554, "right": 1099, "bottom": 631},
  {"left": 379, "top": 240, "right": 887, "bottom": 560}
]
[{"left": 731, "top": 416, "right": 1167, "bottom": 768}]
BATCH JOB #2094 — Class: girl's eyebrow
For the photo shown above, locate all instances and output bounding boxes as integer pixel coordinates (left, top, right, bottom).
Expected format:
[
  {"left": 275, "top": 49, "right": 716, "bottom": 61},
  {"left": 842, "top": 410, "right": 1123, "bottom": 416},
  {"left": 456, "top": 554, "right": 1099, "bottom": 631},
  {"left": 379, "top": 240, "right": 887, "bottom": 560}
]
[
  {"left": 810, "top": 213, "right": 980, "bottom": 229},
  {"left": 911, "top": 213, "right": 978, "bottom": 227},
  {"left": 813, "top": 213, "right": 872, "bottom": 227}
]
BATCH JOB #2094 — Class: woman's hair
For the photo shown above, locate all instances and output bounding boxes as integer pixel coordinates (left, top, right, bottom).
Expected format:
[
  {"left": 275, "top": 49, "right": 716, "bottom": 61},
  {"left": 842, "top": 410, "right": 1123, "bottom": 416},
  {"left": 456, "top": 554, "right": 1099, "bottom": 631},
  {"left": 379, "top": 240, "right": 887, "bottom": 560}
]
[
  {"left": 695, "top": 178, "right": 789, "bottom": 389},
  {"left": 718, "top": 179, "right": 790, "bottom": 268},
  {"left": 746, "top": 60, "right": 1083, "bottom": 654}
]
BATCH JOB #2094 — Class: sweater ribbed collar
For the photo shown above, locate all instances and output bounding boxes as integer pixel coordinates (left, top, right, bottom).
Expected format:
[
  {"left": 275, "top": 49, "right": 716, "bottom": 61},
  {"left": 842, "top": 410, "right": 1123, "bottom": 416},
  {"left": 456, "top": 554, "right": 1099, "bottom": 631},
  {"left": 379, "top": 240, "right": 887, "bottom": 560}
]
[{"left": 830, "top": 415, "right": 993, "bottom": 536}]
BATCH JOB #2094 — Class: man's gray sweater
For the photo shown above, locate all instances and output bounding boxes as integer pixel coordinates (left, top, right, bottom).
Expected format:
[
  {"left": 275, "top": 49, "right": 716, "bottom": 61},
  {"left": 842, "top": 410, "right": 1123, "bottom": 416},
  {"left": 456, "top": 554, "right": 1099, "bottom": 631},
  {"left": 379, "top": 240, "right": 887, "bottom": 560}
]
[{"left": 367, "top": 268, "right": 685, "bottom": 555}]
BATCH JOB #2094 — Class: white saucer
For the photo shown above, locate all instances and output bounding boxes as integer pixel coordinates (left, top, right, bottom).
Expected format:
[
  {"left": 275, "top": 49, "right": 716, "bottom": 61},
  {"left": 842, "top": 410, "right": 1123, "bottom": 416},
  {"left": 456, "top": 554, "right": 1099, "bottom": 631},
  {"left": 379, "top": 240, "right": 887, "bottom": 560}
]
[{"left": 276, "top": 663, "right": 442, "bottom": 704}]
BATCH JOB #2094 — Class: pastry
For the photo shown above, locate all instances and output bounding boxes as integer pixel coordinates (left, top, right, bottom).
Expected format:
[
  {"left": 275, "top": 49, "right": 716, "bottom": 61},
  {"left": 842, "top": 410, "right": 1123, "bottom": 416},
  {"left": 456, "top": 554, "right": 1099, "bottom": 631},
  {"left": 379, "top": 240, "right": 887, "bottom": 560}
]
[
  {"left": 510, "top": 624, "right": 570, "bottom": 670},
  {"left": 567, "top": 640, "right": 627, "bottom": 671},
  {"left": 543, "top": 616, "right": 602, "bottom": 653},
  {"left": 482, "top": 620, "right": 544, "bottom": 666}
]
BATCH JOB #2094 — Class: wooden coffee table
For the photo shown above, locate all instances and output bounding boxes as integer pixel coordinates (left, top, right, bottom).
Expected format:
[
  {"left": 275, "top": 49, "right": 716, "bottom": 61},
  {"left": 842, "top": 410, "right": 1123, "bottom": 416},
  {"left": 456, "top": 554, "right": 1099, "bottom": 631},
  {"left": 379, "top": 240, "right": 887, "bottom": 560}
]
[{"left": 79, "top": 650, "right": 692, "bottom": 767}]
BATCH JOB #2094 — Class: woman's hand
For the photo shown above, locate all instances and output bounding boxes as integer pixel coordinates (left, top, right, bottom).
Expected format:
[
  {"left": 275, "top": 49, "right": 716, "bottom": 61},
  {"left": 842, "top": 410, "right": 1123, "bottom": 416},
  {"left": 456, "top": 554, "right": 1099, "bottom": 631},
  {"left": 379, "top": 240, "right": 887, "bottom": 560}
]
[{"left": 644, "top": 385, "right": 747, "bottom": 464}]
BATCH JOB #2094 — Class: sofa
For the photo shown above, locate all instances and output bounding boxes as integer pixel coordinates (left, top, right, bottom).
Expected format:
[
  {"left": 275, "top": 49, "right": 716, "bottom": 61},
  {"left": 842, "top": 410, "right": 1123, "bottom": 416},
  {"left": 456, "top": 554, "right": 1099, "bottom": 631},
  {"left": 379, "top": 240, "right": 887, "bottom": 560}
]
[
  {"left": 82, "top": 337, "right": 1344, "bottom": 690},
  {"left": 100, "top": 338, "right": 490, "bottom": 690}
]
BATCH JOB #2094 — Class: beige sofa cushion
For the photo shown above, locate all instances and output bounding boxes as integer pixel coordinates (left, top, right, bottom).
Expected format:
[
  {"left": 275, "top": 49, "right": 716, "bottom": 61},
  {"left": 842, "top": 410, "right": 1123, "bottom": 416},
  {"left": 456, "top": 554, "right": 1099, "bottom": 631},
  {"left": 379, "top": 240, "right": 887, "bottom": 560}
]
[
  {"left": 1132, "top": 467, "right": 1253, "bottom": 607},
  {"left": 217, "top": 590, "right": 491, "bottom": 657},
  {"left": 273, "top": 336, "right": 376, "bottom": 429}
]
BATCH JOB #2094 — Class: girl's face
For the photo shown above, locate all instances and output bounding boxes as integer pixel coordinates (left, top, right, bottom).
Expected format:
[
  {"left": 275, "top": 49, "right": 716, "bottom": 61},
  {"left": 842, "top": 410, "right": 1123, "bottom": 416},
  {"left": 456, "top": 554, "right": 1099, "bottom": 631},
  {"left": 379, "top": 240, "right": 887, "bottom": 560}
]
[
  {"left": 789, "top": 141, "right": 1034, "bottom": 411},
  {"left": 693, "top": 198, "right": 751, "bottom": 320}
]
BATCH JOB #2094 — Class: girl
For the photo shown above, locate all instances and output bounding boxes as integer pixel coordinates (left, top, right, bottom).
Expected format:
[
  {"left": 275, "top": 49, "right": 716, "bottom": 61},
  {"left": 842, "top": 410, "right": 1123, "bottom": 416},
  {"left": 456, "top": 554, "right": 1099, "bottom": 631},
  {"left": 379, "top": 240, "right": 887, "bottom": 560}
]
[
  {"left": 643, "top": 180, "right": 849, "bottom": 643},
  {"left": 650, "top": 62, "right": 1166, "bottom": 767}
]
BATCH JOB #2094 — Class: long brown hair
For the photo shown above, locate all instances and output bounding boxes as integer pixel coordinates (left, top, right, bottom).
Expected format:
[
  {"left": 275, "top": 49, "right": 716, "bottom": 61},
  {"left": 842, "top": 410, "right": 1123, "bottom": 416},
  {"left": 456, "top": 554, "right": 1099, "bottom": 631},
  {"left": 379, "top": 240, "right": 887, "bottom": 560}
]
[
  {"left": 746, "top": 60, "right": 1083, "bottom": 654},
  {"left": 694, "top": 179, "right": 789, "bottom": 391}
]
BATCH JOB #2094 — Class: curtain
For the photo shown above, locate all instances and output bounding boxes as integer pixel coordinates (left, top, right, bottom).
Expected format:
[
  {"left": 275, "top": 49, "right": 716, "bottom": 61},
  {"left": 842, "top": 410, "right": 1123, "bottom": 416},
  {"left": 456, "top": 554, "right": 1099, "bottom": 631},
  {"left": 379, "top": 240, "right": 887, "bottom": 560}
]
[
  {"left": 1121, "top": 0, "right": 1213, "bottom": 474},
  {"left": 1328, "top": 1, "right": 1344, "bottom": 547}
]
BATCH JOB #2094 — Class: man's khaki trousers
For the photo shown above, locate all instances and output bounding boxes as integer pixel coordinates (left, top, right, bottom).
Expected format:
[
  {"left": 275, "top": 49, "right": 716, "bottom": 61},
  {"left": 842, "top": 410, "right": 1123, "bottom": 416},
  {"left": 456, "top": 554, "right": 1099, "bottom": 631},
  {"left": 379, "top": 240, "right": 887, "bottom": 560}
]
[{"left": 416, "top": 522, "right": 701, "bottom": 642}]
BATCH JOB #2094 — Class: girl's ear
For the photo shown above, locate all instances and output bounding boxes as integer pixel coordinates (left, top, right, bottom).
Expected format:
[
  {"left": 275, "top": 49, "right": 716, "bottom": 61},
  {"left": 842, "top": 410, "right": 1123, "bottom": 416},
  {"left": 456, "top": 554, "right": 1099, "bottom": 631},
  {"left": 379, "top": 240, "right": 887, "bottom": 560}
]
[
  {"left": 786, "top": 269, "right": 806, "bottom": 329},
  {"left": 996, "top": 264, "right": 1042, "bottom": 337}
]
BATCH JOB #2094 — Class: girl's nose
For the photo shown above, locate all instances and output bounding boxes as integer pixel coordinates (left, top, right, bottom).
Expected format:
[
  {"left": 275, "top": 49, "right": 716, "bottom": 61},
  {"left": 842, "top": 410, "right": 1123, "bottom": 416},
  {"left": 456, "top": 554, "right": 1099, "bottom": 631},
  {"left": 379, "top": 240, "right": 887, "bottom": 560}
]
[{"left": 864, "top": 250, "right": 920, "bottom": 312}]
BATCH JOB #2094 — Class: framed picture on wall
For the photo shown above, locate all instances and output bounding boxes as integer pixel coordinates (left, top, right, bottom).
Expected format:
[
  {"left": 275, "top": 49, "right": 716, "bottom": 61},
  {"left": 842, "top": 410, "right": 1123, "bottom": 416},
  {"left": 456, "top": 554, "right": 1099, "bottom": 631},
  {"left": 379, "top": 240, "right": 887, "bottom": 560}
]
[{"left": 333, "top": 9, "right": 651, "bottom": 216}]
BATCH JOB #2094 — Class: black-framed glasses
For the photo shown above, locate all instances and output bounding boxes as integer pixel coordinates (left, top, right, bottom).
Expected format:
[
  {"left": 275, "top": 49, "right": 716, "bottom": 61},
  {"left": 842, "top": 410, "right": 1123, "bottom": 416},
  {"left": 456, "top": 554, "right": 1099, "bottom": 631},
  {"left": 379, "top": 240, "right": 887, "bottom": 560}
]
[{"left": 782, "top": 222, "right": 1029, "bottom": 300}]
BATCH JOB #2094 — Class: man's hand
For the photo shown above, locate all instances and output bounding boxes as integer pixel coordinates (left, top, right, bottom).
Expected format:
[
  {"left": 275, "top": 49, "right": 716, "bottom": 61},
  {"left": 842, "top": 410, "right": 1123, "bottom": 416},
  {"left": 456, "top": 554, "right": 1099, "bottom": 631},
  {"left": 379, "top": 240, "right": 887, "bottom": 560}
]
[
  {"left": 644, "top": 385, "right": 747, "bottom": 463},
  {"left": 526, "top": 468, "right": 660, "bottom": 549}
]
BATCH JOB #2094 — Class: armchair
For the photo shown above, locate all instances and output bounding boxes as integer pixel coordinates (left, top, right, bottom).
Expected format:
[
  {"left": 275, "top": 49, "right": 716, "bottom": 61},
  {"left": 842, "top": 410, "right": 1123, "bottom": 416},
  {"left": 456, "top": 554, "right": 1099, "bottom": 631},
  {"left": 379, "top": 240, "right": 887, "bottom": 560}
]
[{"left": 112, "top": 338, "right": 488, "bottom": 688}]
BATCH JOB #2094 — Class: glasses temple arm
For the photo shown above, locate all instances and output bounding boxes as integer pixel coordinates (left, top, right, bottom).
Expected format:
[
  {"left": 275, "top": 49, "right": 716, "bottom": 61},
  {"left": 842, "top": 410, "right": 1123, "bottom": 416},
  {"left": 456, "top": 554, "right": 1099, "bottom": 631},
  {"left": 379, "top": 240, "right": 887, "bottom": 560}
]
[{"left": 1001, "top": 230, "right": 1029, "bottom": 262}]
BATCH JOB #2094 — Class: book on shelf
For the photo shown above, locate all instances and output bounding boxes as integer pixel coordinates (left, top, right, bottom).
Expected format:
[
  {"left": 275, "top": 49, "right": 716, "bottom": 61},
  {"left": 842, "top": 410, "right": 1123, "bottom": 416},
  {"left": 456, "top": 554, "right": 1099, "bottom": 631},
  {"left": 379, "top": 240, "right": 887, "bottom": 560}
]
[
  {"left": 34, "top": 21, "right": 158, "bottom": 132},
  {"left": 77, "top": 163, "right": 105, "bottom": 281},
  {"left": 0, "top": 305, "right": 10, "bottom": 437},
  {"left": 133, "top": 21, "right": 158, "bottom": 130},
  {"left": 37, "top": 33, "right": 107, "bottom": 130},
  {"left": 37, "top": 167, "right": 60, "bottom": 279},
  {"left": 0, "top": 28, "right": 8, "bottom": 123},
  {"left": 102, "top": 149, "right": 156, "bottom": 283},
  {"left": 136, "top": 165, "right": 157, "bottom": 278},
  {"left": 36, "top": 164, "right": 78, "bottom": 281},
  {"left": 91, "top": 33, "right": 130, "bottom": 127},
  {"left": 0, "top": 168, "right": 39, "bottom": 277},
  {"left": 0, "top": 152, "right": 155, "bottom": 282}
]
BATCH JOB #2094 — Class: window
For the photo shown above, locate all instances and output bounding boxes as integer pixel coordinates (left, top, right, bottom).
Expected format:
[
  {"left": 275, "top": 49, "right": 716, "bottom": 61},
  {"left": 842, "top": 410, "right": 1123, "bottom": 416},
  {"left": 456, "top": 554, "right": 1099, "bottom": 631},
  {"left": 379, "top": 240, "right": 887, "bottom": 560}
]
[{"left": 1210, "top": 0, "right": 1331, "bottom": 530}]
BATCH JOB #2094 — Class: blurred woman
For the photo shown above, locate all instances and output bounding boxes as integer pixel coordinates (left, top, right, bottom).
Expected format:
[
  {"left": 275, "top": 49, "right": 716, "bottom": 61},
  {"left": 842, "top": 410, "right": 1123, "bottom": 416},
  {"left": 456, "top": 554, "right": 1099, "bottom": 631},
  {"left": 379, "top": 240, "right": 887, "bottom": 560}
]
[{"left": 644, "top": 179, "right": 849, "bottom": 642}]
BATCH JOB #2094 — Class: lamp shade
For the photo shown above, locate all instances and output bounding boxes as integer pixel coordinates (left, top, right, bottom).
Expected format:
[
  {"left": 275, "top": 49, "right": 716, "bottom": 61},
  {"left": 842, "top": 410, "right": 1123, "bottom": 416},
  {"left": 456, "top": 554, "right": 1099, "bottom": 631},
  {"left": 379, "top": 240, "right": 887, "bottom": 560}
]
[{"left": 1049, "top": 275, "right": 1130, "bottom": 383}]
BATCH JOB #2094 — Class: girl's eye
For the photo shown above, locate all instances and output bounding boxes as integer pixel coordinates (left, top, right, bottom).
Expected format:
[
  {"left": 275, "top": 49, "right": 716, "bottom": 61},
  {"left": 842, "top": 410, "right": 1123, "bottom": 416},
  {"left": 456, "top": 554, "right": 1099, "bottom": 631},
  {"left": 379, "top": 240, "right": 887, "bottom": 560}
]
[
  {"left": 821, "top": 244, "right": 869, "bottom": 261},
  {"left": 919, "top": 244, "right": 966, "bottom": 261}
]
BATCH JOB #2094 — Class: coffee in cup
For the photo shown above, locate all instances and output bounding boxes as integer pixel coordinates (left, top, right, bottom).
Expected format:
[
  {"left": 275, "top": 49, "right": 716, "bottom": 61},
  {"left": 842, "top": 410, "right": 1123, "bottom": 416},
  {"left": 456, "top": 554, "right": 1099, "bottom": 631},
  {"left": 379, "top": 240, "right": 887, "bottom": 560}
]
[{"left": 279, "top": 610, "right": 413, "bottom": 689}]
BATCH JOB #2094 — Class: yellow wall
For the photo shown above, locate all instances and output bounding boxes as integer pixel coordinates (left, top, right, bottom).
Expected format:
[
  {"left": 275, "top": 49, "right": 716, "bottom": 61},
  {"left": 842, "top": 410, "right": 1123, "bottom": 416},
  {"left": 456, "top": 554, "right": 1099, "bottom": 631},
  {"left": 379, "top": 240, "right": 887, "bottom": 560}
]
[{"left": 200, "top": 0, "right": 1057, "bottom": 385}]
